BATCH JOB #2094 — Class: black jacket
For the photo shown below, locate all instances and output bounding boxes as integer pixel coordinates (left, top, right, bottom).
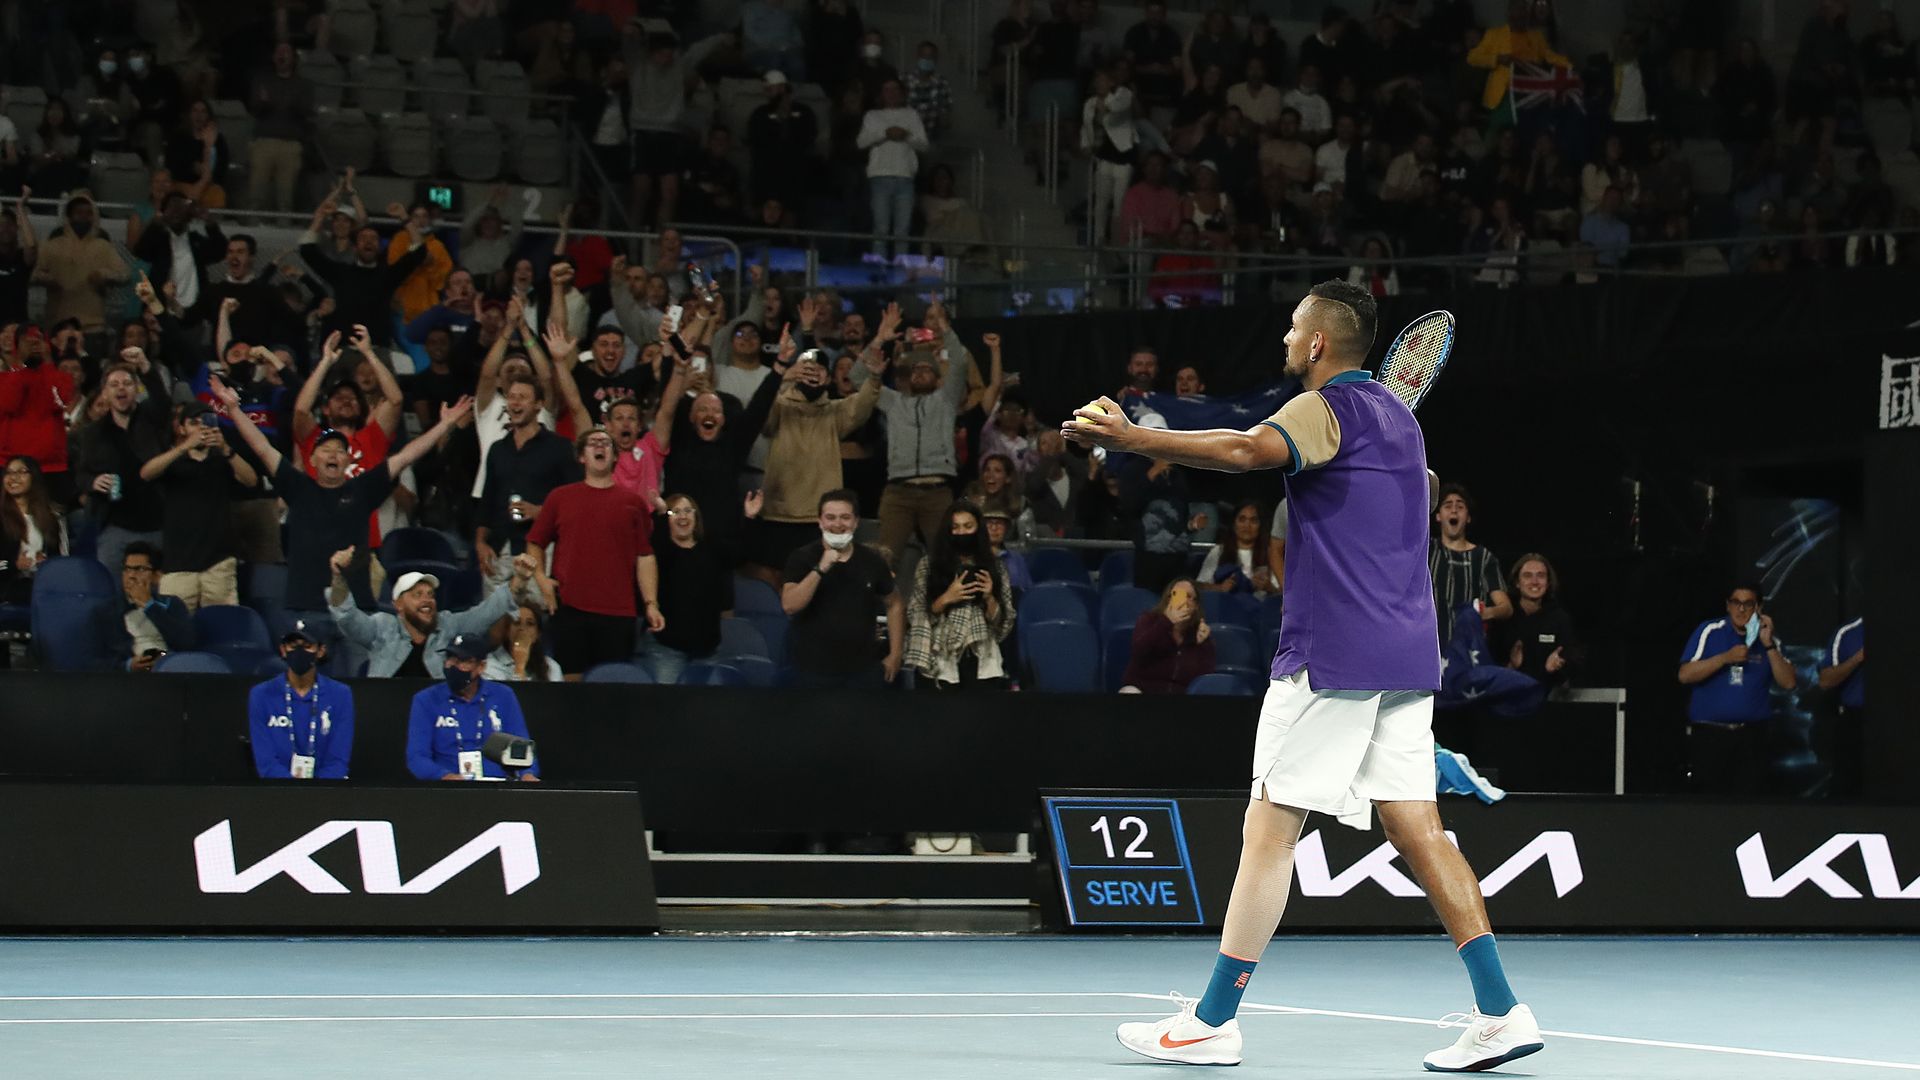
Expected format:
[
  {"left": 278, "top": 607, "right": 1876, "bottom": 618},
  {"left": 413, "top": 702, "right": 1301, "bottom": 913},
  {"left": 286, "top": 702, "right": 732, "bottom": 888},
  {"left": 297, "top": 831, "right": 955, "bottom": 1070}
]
[
  {"left": 298, "top": 240, "right": 428, "bottom": 346},
  {"left": 133, "top": 219, "right": 228, "bottom": 298}
]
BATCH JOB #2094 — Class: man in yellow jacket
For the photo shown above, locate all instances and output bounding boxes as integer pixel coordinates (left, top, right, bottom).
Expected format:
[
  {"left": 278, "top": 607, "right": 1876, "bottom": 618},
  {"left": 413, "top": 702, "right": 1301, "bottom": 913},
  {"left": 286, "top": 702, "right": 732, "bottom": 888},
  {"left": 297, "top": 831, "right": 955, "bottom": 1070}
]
[{"left": 1467, "top": 0, "right": 1573, "bottom": 120}]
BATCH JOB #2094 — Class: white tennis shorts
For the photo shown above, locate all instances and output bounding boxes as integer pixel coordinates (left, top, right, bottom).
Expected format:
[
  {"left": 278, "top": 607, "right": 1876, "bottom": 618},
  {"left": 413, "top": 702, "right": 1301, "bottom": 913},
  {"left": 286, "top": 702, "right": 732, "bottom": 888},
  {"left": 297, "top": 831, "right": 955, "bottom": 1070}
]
[{"left": 1250, "top": 666, "right": 1436, "bottom": 831}]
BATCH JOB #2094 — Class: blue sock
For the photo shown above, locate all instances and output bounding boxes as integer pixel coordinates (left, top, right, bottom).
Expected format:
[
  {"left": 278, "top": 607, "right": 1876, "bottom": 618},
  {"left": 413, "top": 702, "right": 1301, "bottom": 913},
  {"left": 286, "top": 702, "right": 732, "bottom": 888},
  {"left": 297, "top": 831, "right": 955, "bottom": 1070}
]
[
  {"left": 1195, "top": 952, "right": 1258, "bottom": 1027},
  {"left": 1457, "top": 933, "right": 1518, "bottom": 1017}
]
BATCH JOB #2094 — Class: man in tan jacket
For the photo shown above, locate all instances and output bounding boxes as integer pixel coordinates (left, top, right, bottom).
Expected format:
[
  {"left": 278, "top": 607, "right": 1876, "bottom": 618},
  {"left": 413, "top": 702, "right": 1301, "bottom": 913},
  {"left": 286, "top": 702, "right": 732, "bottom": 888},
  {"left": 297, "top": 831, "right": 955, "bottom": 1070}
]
[
  {"left": 31, "top": 191, "right": 129, "bottom": 347},
  {"left": 746, "top": 323, "right": 887, "bottom": 579}
]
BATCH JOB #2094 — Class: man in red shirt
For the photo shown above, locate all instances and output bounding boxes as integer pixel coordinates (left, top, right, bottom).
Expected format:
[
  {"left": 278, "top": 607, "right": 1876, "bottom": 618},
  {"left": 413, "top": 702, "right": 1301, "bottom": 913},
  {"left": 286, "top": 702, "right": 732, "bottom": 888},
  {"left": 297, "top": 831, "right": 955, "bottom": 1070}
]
[
  {"left": 291, "top": 324, "right": 404, "bottom": 549},
  {"left": 525, "top": 427, "right": 665, "bottom": 679},
  {"left": 0, "top": 325, "right": 76, "bottom": 504}
]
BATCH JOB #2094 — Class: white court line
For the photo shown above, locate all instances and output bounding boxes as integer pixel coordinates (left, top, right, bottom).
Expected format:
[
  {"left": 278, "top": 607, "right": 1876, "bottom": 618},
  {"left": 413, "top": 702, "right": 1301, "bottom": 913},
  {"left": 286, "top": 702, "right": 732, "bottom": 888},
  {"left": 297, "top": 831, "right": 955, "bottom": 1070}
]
[{"left": 0, "top": 992, "right": 1912, "bottom": 1071}]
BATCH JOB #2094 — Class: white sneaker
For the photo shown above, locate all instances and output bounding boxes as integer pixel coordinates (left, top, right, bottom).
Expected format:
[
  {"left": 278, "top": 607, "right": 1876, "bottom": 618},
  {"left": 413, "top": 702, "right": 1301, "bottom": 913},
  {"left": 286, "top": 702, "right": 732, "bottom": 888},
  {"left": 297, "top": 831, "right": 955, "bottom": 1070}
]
[
  {"left": 1422, "top": 1003, "right": 1544, "bottom": 1072},
  {"left": 1115, "top": 993, "right": 1243, "bottom": 1066}
]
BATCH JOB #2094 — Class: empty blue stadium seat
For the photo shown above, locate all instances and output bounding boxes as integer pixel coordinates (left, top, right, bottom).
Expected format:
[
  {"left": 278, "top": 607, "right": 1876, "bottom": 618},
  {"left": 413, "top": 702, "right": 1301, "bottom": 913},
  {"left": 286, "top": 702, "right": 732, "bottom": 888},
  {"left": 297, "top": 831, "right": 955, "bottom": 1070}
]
[
  {"left": 1025, "top": 547, "right": 1091, "bottom": 586},
  {"left": 192, "top": 604, "right": 276, "bottom": 675},
  {"left": 1097, "top": 549, "right": 1134, "bottom": 591},
  {"left": 241, "top": 562, "right": 289, "bottom": 635},
  {"left": 1025, "top": 620, "right": 1100, "bottom": 693},
  {"left": 583, "top": 661, "right": 654, "bottom": 684},
  {"left": 380, "top": 527, "right": 459, "bottom": 565},
  {"left": 1021, "top": 582, "right": 1093, "bottom": 625},
  {"left": 31, "top": 557, "right": 121, "bottom": 672},
  {"left": 1103, "top": 624, "right": 1136, "bottom": 691},
  {"left": 1209, "top": 623, "right": 1261, "bottom": 671},
  {"left": 741, "top": 610, "right": 788, "bottom": 663},
  {"left": 733, "top": 576, "right": 783, "bottom": 615},
  {"left": 718, "top": 653, "right": 778, "bottom": 688},
  {"left": 1257, "top": 593, "right": 1285, "bottom": 637},
  {"left": 1100, "top": 586, "right": 1157, "bottom": 632},
  {"left": 717, "top": 617, "right": 770, "bottom": 659},
  {"left": 154, "top": 651, "right": 233, "bottom": 674},
  {"left": 679, "top": 662, "right": 748, "bottom": 687},
  {"left": 1188, "top": 672, "right": 1254, "bottom": 696},
  {"left": 1201, "top": 590, "right": 1260, "bottom": 630}
]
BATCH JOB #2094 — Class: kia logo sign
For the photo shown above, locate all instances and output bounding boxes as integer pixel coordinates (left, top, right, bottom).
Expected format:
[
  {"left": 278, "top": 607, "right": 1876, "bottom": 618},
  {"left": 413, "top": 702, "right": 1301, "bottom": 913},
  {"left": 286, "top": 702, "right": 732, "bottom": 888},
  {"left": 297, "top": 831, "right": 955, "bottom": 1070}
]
[
  {"left": 1294, "top": 830, "right": 1583, "bottom": 899},
  {"left": 1735, "top": 833, "right": 1920, "bottom": 900},
  {"left": 194, "top": 820, "right": 542, "bottom": 896}
]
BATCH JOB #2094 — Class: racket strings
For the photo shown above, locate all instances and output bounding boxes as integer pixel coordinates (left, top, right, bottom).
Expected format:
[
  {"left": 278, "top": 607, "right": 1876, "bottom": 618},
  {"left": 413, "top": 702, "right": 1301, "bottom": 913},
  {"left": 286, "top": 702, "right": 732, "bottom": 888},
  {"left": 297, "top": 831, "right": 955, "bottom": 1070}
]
[{"left": 1379, "top": 312, "right": 1454, "bottom": 410}]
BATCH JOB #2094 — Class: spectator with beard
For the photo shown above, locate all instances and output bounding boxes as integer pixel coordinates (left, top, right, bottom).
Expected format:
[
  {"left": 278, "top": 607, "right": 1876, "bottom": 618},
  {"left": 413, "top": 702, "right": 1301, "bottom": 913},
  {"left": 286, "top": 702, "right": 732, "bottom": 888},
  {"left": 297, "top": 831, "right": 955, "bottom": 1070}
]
[
  {"left": 208, "top": 372, "right": 472, "bottom": 643},
  {"left": 525, "top": 427, "right": 664, "bottom": 678},
  {"left": 297, "top": 197, "right": 431, "bottom": 347},
  {"left": 249, "top": 622, "right": 352, "bottom": 780},
  {"left": 406, "top": 632, "right": 540, "bottom": 781},
  {"left": 751, "top": 331, "right": 883, "bottom": 579},
  {"left": 475, "top": 368, "right": 579, "bottom": 588},
  {"left": 905, "top": 499, "right": 1015, "bottom": 690},
  {"left": 608, "top": 352, "right": 691, "bottom": 511},
  {"left": 569, "top": 325, "right": 655, "bottom": 423},
  {"left": 857, "top": 303, "right": 976, "bottom": 562},
  {"left": 639, "top": 491, "right": 753, "bottom": 683},
  {"left": 1116, "top": 345, "right": 1161, "bottom": 403},
  {"left": 329, "top": 544, "right": 534, "bottom": 678},
  {"left": 138, "top": 401, "right": 257, "bottom": 611},
  {"left": 781, "top": 489, "right": 904, "bottom": 687},
  {"left": 72, "top": 350, "right": 171, "bottom": 575},
  {"left": 486, "top": 603, "right": 563, "bottom": 683},
  {"left": 1497, "top": 552, "right": 1578, "bottom": 686}
]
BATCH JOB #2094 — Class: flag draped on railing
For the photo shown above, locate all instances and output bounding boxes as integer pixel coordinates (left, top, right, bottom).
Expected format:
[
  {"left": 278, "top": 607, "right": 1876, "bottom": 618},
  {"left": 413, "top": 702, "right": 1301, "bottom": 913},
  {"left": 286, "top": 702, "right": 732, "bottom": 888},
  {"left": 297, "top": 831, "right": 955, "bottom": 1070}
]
[{"left": 1508, "top": 61, "right": 1584, "bottom": 112}]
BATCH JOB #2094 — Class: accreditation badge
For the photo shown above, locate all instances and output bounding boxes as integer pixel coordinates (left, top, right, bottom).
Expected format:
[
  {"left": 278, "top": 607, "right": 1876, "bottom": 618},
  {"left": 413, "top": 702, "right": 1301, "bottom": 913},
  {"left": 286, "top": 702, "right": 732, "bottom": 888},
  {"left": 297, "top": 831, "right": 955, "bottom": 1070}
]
[
  {"left": 289, "top": 754, "right": 316, "bottom": 780},
  {"left": 458, "top": 750, "right": 484, "bottom": 779}
]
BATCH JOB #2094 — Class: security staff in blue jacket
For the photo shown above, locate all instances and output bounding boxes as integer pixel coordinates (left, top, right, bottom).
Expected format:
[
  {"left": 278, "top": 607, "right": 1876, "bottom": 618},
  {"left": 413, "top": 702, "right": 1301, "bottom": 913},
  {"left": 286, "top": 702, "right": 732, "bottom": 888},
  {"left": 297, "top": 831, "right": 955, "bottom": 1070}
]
[
  {"left": 1677, "top": 581, "right": 1797, "bottom": 794},
  {"left": 405, "top": 633, "right": 541, "bottom": 781},
  {"left": 249, "top": 622, "right": 355, "bottom": 779},
  {"left": 1817, "top": 617, "right": 1865, "bottom": 795}
]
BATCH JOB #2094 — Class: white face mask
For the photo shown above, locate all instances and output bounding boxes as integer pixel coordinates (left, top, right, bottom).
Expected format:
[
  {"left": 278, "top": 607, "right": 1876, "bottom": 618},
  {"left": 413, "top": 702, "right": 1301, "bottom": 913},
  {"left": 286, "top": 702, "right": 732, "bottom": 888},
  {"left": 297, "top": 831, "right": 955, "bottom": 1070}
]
[
  {"left": 862, "top": 42, "right": 882, "bottom": 59},
  {"left": 822, "top": 529, "right": 855, "bottom": 550}
]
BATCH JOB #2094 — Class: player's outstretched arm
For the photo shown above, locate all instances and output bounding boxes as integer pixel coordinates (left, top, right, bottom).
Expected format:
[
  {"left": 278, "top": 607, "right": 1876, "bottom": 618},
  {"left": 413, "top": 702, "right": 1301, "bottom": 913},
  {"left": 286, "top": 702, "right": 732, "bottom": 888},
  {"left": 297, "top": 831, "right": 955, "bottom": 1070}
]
[{"left": 1061, "top": 396, "right": 1293, "bottom": 474}]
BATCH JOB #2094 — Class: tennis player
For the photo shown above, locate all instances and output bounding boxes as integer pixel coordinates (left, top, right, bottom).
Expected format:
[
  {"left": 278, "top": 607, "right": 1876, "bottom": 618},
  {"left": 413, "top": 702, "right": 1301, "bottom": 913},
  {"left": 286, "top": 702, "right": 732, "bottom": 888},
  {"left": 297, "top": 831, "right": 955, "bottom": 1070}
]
[{"left": 1063, "top": 281, "right": 1542, "bottom": 1072}]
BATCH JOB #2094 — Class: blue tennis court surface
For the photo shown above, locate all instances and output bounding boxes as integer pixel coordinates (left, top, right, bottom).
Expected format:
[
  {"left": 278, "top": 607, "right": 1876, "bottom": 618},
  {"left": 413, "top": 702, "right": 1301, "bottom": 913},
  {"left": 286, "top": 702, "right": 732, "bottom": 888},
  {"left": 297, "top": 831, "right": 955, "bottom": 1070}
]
[{"left": 3, "top": 935, "right": 1915, "bottom": 1077}]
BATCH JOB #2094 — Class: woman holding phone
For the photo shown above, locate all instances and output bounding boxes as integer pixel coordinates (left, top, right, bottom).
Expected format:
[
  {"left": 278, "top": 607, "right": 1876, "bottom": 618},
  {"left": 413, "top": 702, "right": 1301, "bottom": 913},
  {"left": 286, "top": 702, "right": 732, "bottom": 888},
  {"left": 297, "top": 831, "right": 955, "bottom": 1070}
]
[{"left": 904, "top": 500, "right": 1016, "bottom": 690}]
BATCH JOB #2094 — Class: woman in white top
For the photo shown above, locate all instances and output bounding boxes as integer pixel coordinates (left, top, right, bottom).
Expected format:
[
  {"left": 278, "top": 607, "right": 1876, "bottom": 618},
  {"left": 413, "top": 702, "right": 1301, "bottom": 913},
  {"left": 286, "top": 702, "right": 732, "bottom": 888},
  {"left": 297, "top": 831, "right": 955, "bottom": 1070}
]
[
  {"left": 1196, "top": 499, "right": 1276, "bottom": 596},
  {"left": 485, "top": 603, "right": 564, "bottom": 682},
  {"left": 1, "top": 456, "right": 67, "bottom": 604}
]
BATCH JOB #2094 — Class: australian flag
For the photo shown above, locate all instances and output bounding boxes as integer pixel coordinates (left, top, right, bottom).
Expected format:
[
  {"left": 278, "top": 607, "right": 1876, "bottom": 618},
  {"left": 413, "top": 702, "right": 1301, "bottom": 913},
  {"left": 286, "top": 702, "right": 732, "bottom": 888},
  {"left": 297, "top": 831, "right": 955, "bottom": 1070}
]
[{"left": 1118, "top": 380, "right": 1303, "bottom": 432}]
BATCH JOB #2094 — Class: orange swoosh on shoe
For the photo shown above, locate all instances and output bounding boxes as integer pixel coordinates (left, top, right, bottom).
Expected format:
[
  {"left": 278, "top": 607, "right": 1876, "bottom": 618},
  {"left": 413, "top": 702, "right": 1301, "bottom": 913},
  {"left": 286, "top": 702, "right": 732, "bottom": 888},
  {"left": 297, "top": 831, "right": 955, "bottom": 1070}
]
[{"left": 1160, "top": 1032, "right": 1217, "bottom": 1049}]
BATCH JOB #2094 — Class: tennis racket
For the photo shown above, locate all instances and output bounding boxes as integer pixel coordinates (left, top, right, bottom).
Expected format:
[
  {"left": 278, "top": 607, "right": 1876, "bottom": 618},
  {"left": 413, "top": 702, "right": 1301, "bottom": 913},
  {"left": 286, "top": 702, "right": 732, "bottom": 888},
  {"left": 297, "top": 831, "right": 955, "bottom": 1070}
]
[{"left": 1376, "top": 310, "right": 1455, "bottom": 413}]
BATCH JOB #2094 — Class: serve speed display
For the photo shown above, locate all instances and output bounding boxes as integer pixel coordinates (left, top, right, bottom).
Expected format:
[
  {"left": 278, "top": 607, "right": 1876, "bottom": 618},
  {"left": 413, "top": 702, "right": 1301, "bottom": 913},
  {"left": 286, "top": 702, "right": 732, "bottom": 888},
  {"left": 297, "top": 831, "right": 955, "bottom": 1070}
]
[{"left": 1043, "top": 796, "right": 1204, "bottom": 926}]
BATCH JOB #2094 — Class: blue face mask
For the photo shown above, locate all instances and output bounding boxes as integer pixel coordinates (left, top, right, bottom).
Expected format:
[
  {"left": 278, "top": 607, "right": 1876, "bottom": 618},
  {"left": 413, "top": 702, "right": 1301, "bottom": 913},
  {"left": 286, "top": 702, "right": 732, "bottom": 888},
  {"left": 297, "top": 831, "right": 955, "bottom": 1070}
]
[
  {"left": 445, "top": 665, "right": 475, "bottom": 694},
  {"left": 917, "top": 58, "right": 935, "bottom": 73}
]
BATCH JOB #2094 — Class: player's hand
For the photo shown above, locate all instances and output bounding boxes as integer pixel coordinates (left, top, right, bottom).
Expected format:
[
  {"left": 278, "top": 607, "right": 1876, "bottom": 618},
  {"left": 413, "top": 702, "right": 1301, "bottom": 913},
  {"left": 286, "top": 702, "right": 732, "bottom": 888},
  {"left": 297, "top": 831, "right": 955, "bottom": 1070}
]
[{"left": 1061, "top": 396, "right": 1132, "bottom": 451}]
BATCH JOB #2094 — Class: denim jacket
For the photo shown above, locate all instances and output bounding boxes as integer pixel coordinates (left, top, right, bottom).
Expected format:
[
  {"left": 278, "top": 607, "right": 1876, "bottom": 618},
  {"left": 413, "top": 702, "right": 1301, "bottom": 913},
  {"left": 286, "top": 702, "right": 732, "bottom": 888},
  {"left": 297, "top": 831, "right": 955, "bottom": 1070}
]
[{"left": 330, "top": 584, "right": 518, "bottom": 677}]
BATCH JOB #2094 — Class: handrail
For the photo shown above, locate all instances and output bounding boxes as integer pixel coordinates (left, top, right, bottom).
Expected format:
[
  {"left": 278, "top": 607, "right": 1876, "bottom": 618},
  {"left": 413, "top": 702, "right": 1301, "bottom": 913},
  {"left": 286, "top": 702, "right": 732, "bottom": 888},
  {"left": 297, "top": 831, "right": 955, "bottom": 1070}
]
[{"left": 304, "top": 77, "right": 576, "bottom": 108}]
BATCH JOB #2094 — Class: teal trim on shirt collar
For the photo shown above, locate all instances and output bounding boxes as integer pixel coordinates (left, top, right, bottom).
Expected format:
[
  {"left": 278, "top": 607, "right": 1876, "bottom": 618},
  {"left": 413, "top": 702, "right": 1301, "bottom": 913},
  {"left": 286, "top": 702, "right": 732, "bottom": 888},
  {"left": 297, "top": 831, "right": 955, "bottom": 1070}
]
[{"left": 1323, "top": 370, "right": 1374, "bottom": 386}]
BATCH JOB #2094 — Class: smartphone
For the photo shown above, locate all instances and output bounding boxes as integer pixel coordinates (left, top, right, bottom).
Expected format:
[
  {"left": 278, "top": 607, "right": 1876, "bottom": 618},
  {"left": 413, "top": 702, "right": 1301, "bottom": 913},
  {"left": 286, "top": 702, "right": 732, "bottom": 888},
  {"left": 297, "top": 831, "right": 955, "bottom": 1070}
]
[
  {"left": 690, "top": 355, "right": 708, "bottom": 375},
  {"left": 664, "top": 304, "right": 683, "bottom": 333},
  {"left": 197, "top": 413, "right": 220, "bottom": 428}
]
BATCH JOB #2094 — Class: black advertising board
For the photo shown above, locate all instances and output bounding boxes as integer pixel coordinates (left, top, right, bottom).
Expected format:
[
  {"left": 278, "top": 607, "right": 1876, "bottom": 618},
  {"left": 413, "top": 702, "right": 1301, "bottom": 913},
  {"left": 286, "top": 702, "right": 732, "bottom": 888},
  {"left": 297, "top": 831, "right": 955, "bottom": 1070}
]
[
  {"left": 0, "top": 784, "right": 658, "bottom": 932},
  {"left": 1042, "top": 792, "right": 1920, "bottom": 931}
]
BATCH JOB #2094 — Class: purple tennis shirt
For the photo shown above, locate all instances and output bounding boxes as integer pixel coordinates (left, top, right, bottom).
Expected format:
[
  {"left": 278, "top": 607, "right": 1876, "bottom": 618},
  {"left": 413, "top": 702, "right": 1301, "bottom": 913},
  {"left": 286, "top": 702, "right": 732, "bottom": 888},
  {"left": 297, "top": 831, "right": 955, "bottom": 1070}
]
[{"left": 1266, "top": 371, "right": 1441, "bottom": 691}]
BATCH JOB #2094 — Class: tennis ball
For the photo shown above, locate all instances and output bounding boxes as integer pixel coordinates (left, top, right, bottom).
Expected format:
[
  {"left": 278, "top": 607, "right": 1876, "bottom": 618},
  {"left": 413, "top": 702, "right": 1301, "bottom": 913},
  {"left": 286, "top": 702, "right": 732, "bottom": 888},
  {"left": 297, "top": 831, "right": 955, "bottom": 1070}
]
[{"left": 1075, "top": 400, "right": 1110, "bottom": 424}]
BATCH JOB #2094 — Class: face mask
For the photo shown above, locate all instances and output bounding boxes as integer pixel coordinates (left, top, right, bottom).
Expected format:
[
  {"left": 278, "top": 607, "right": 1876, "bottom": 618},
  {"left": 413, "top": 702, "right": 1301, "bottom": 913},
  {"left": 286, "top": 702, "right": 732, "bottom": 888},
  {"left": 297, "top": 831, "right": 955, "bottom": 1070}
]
[
  {"left": 99, "top": 60, "right": 117, "bottom": 76},
  {"left": 444, "top": 666, "right": 475, "bottom": 694},
  {"left": 822, "top": 529, "right": 854, "bottom": 550},
  {"left": 1743, "top": 614, "right": 1761, "bottom": 647},
  {"left": 70, "top": 219, "right": 93, "bottom": 237},
  {"left": 283, "top": 648, "right": 317, "bottom": 675},
  {"left": 129, "top": 57, "right": 148, "bottom": 75},
  {"left": 227, "top": 361, "right": 255, "bottom": 385},
  {"left": 918, "top": 58, "right": 935, "bottom": 73},
  {"left": 798, "top": 382, "right": 828, "bottom": 400},
  {"left": 950, "top": 531, "right": 970, "bottom": 542},
  {"left": 862, "top": 43, "right": 882, "bottom": 59}
]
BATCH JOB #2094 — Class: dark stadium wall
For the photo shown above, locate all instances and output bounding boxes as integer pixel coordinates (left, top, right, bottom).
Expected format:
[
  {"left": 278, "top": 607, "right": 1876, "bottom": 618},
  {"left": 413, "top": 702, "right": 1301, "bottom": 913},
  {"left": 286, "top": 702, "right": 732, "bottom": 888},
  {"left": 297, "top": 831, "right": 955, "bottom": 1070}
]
[
  {"left": 1864, "top": 426, "right": 1920, "bottom": 800},
  {"left": 959, "top": 270, "right": 1914, "bottom": 791}
]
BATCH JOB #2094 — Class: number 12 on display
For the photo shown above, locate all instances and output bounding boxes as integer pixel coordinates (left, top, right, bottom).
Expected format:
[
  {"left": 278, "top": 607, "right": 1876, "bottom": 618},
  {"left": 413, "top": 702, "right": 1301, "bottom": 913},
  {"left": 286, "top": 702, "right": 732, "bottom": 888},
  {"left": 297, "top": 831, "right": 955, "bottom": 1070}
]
[{"left": 1089, "top": 815, "right": 1155, "bottom": 860}]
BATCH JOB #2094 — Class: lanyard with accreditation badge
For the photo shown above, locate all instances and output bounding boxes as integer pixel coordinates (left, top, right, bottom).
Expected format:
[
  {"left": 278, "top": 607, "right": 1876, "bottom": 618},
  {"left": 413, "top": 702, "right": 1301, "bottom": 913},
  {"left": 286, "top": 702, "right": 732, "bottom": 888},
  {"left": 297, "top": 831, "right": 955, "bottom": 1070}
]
[
  {"left": 448, "top": 691, "right": 497, "bottom": 780},
  {"left": 283, "top": 679, "right": 328, "bottom": 779}
]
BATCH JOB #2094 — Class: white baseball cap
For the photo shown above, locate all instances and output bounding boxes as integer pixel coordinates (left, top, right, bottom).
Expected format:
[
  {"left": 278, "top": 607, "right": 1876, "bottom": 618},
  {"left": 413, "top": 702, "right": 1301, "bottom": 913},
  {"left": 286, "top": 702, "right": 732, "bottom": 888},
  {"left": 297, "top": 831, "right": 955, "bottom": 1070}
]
[
  {"left": 764, "top": 70, "right": 789, "bottom": 86},
  {"left": 391, "top": 571, "right": 440, "bottom": 601}
]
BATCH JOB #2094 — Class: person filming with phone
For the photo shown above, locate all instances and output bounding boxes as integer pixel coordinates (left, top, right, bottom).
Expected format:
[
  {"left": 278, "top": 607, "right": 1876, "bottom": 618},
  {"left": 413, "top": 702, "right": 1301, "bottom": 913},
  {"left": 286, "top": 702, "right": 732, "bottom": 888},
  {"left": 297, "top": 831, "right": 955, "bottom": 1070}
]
[
  {"left": 903, "top": 500, "right": 1015, "bottom": 690},
  {"left": 139, "top": 401, "right": 257, "bottom": 611}
]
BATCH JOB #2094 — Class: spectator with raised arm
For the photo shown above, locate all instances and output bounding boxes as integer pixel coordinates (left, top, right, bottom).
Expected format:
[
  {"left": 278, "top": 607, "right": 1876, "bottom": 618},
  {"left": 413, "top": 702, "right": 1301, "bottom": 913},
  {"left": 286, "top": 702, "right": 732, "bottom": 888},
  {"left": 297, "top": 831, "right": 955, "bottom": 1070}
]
[
  {"left": 905, "top": 499, "right": 1015, "bottom": 690},
  {"left": 664, "top": 352, "right": 781, "bottom": 561},
  {"left": 137, "top": 401, "right": 257, "bottom": 611},
  {"left": 248, "top": 622, "right": 352, "bottom": 779},
  {"left": 608, "top": 352, "right": 691, "bottom": 511},
  {"left": 1120, "top": 576, "right": 1216, "bottom": 693},
  {"left": 385, "top": 201, "right": 453, "bottom": 325},
  {"left": 298, "top": 196, "right": 430, "bottom": 346},
  {"left": 290, "top": 327, "right": 405, "bottom": 568},
  {"left": 406, "top": 632, "right": 540, "bottom": 781},
  {"left": 523, "top": 427, "right": 663, "bottom": 679},
  {"left": 1678, "top": 581, "right": 1797, "bottom": 794},
  {"left": 163, "top": 100, "right": 229, "bottom": 208},
  {"left": 329, "top": 544, "right": 533, "bottom": 678},
  {"left": 131, "top": 192, "right": 226, "bottom": 315},
  {"left": 208, "top": 371, "right": 472, "bottom": 643},
  {"left": 0, "top": 318, "right": 75, "bottom": 505},
  {"left": 781, "top": 489, "right": 904, "bottom": 687},
  {"left": 751, "top": 323, "right": 883, "bottom": 577},
  {"left": 856, "top": 303, "right": 979, "bottom": 562},
  {"left": 72, "top": 350, "right": 170, "bottom": 575},
  {"left": 31, "top": 192, "right": 127, "bottom": 348},
  {"left": 194, "top": 235, "right": 294, "bottom": 349}
]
